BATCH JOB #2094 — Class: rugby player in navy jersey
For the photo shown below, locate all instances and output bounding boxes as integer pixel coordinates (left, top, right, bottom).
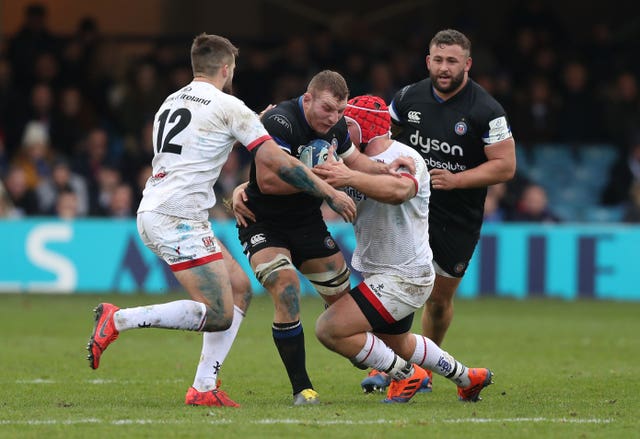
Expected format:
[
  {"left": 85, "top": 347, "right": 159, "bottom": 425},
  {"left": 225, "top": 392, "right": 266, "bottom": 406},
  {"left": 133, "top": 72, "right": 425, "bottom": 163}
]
[
  {"left": 361, "top": 29, "right": 516, "bottom": 393},
  {"left": 232, "top": 70, "right": 413, "bottom": 405}
]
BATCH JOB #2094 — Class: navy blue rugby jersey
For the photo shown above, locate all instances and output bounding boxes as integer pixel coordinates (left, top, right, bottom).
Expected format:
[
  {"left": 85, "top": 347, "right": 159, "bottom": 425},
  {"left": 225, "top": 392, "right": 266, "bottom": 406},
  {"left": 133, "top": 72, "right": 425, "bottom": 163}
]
[
  {"left": 390, "top": 78, "right": 512, "bottom": 232},
  {"left": 245, "top": 96, "right": 352, "bottom": 224}
]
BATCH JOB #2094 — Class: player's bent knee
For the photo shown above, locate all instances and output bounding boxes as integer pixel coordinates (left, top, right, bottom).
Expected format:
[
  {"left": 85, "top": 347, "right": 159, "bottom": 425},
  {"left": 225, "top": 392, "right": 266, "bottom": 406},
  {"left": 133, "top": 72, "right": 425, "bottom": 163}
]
[
  {"left": 254, "top": 253, "right": 295, "bottom": 286},
  {"left": 315, "top": 315, "right": 335, "bottom": 349},
  {"left": 305, "top": 263, "right": 350, "bottom": 296},
  {"left": 201, "top": 313, "right": 233, "bottom": 332}
]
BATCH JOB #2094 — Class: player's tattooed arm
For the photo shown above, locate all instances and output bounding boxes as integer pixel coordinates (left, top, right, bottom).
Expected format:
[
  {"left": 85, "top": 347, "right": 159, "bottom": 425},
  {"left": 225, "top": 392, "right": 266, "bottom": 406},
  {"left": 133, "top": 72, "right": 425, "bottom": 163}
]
[{"left": 255, "top": 140, "right": 356, "bottom": 222}]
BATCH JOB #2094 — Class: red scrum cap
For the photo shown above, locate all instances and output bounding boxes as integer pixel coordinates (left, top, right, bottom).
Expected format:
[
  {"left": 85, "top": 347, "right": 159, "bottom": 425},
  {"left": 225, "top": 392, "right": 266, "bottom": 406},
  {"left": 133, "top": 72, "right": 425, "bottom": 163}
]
[{"left": 344, "top": 95, "right": 391, "bottom": 146}]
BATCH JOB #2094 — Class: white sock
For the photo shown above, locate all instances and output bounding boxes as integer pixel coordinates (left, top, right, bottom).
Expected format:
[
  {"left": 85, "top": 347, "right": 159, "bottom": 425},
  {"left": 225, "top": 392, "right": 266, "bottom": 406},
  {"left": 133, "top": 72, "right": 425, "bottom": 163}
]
[
  {"left": 353, "top": 333, "right": 413, "bottom": 380},
  {"left": 113, "top": 300, "right": 207, "bottom": 332},
  {"left": 192, "top": 306, "right": 245, "bottom": 392},
  {"left": 410, "top": 334, "right": 470, "bottom": 387}
]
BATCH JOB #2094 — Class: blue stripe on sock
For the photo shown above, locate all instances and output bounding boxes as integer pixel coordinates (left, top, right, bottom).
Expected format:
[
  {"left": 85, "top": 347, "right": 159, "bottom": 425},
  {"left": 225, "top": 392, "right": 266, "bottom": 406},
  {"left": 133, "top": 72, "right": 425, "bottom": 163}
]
[{"left": 272, "top": 322, "right": 303, "bottom": 339}]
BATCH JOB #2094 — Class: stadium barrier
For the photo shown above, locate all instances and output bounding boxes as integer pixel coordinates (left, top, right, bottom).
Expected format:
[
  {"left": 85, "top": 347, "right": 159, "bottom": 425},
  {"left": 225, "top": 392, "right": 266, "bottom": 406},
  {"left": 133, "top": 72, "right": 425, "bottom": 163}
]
[{"left": 1, "top": 218, "right": 638, "bottom": 301}]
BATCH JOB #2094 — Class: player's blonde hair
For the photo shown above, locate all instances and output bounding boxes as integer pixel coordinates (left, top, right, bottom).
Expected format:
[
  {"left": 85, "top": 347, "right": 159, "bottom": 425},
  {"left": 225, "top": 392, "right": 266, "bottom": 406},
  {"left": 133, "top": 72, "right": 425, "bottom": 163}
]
[
  {"left": 190, "top": 33, "right": 239, "bottom": 77},
  {"left": 307, "top": 70, "right": 349, "bottom": 101}
]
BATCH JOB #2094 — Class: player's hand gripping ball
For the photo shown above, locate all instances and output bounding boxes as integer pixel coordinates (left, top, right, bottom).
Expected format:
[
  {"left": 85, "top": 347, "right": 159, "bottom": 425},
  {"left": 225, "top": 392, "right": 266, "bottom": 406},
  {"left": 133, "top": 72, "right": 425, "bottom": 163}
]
[{"left": 299, "top": 139, "right": 338, "bottom": 168}]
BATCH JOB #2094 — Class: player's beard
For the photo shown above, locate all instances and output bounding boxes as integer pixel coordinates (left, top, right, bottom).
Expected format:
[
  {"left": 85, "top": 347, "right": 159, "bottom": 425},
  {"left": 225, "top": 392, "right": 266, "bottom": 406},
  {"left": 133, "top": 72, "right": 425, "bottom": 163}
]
[{"left": 431, "top": 69, "right": 465, "bottom": 94}]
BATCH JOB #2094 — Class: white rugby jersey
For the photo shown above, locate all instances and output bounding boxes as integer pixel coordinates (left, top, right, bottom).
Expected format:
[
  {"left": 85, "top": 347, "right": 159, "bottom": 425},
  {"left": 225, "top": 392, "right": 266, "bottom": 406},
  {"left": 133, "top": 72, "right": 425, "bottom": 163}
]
[
  {"left": 349, "top": 141, "right": 434, "bottom": 278},
  {"left": 138, "top": 81, "right": 271, "bottom": 221}
]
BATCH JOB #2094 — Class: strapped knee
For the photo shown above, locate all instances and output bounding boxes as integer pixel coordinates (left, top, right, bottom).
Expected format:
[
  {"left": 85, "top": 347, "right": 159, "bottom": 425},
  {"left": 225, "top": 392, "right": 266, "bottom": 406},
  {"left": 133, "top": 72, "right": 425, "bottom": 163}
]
[
  {"left": 305, "top": 263, "right": 351, "bottom": 296},
  {"left": 254, "top": 253, "right": 295, "bottom": 285}
]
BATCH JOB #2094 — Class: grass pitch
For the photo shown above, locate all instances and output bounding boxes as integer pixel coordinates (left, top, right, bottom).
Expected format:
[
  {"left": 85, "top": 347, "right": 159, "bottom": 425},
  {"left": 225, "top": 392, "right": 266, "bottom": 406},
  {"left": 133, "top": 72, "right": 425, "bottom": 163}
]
[{"left": 0, "top": 293, "right": 638, "bottom": 438}]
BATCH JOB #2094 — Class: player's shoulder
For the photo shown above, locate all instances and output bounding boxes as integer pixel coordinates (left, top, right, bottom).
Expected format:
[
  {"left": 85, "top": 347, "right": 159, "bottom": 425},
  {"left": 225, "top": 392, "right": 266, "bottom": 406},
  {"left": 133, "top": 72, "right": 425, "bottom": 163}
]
[
  {"left": 262, "top": 98, "right": 299, "bottom": 134},
  {"left": 395, "top": 78, "right": 432, "bottom": 102}
]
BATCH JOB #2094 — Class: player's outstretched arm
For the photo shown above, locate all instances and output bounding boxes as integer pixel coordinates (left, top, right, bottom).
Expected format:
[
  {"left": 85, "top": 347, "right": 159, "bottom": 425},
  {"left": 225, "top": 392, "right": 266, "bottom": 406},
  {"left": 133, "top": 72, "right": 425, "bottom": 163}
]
[
  {"left": 315, "top": 159, "right": 416, "bottom": 205},
  {"left": 254, "top": 140, "right": 356, "bottom": 222},
  {"left": 343, "top": 147, "right": 416, "bottom": 176}
]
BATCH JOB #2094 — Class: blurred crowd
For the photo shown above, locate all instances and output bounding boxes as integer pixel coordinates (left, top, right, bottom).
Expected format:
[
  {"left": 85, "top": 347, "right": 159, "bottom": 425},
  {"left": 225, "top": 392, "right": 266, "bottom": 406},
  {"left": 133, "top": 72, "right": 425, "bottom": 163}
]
[{"left": 1, "top": 2, "right": 639, "bottom": 223}]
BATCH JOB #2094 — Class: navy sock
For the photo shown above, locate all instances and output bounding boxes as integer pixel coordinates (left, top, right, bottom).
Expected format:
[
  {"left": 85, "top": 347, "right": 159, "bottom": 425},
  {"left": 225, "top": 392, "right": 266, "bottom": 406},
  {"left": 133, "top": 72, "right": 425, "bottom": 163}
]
[{"left": 272, "top": 321, "right": 313, "bottom": 394}]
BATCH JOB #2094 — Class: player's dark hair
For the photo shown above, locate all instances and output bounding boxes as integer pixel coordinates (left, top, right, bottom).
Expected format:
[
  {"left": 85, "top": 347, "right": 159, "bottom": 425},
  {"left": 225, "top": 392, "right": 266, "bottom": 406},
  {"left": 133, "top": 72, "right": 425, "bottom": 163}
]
[
  {"left": 307, "top": 70, "right": 349, "bottom": 101},
  {"left": 430, "top": 29, "right": 471, "bottom": 56},
  {"left": 190, "top": 33, "right": 239, "bottom": 77}
]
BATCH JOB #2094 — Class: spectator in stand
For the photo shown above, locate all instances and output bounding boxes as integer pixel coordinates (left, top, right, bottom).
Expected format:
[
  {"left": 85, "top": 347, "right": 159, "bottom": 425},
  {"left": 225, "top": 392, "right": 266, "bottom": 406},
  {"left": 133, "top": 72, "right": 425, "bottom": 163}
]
[
  {"left": 602, "top": 136, "right": 640, "bottom": 206},
  {"left": 512, "top": 76, "right": 560, "bottom": 145},
  {"left": 33, "top": 51, "right": 61, "bottom": 92},
  {"left": 507, "top": 0, "right": 565, "bottom": 49},
  {"left": 106, "top": 182, "right": 134, "bottom": 218},
  {"left": 603, "top": 71, "right": 640, "bottom": 151},
  {"left": 2, "top": 165, "right": 39, "bottom": 216},
  {"left": 234, "top": 47, "right": 276, "bottom": 112},
  {"left": 0, "top": 57, "right": 27, "bottom": 155},
  {"left": 113, "top": 61, "right": 166, "bottom": 149},
  {"left": 12, "top": 121, "right": 54, "bottom": 190},
  {"left": 509, "top": 183, "right": 560, "bottom": 223},
  {"left": 530, "top": 46, "right": 560, "bottom": 90},
  {"left": 507, "top": 28, "right": 537, "bottom": 90},
  {"left": 36, "top": 157, "right": 88, "bottom": 216},
  {"left": 622, "top": 182, "right": 640, "bottom": 223},
  {"left": 50, "top": 85, "right": 96, "bottom": 158},
  {"left": 120, "top": 119, "right": 155, "bottom": 189},
  {"left": 309, "top": 26, "right": 342, "bottom": 71},
  {"left": 54, "top": 188, "right": 79, "bottom": 220},
  {"left": 483, "top": 183, "right": 508, "bottom": 223},
  {"left": 274, "top": 35, "right": 315, "bottom": 80},
  {"left": 13, "top": 82, "right": 55, "bottom": 153},
  {"left": 7, "top": 3, "right": 59, "bottom": 92},
  {"left": 557, "top": 60, "right": 603, "bottom": 144},
  {"left": 59, "top": 22, "right": 89, "bottom": 87},
  {"left": 89, "top": 163, "right": 121, "bottom": 216},
  {"left": 72, "top": 127, "right": 111, "bottom": 190},
  {"left": 367, "top": 62, "right": 395, "bottom": 103},
  {"left": 0, "top": 180, "right": 17, "bottom": 217},
  {"left": 342, "top": 52, "right": 369, "bottom": 98},
  {"left": 167, "top": 62, "right": 192, "bottom": 90}
]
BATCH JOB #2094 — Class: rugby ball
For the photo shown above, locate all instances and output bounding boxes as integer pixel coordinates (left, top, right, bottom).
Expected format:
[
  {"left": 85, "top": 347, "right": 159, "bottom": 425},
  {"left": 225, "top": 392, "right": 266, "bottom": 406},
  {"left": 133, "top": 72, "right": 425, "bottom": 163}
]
[{"left": 299, "top": 139, "right": 338, "bottom": 168}]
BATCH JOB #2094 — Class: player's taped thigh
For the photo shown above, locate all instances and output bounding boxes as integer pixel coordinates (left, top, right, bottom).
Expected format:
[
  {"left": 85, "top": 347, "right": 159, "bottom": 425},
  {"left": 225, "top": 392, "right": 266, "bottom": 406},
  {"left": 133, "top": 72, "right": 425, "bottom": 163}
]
[
  {"left": 254, "top": 253, "right": 296, "bottom": 285},
  {"left": 304, "top": 262, "right": 351, "bottom": 296}
]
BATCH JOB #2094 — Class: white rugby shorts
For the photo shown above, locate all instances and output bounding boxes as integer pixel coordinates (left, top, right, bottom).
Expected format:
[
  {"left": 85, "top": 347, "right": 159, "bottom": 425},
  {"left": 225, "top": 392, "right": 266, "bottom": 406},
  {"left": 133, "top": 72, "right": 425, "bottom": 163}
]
[
  {"left": 137, "top": 211, "right": 222, "bottom": 272},
  {"left": 358, "top": 273, "right": 435, "bottom": 322}
]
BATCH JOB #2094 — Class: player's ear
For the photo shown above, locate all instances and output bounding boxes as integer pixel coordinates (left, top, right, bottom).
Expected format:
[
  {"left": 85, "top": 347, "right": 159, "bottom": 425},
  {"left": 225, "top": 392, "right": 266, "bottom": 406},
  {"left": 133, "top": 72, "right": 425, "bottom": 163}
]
[{"left": 465, "top": 56, "right": 472, "bottom": 72}]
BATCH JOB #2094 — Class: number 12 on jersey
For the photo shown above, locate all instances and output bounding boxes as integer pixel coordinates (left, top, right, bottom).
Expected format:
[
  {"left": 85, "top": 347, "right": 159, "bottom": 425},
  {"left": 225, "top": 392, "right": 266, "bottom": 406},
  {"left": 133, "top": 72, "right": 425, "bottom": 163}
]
[{"left": 155, "top": 108, "right": 192, "bottom": 154}]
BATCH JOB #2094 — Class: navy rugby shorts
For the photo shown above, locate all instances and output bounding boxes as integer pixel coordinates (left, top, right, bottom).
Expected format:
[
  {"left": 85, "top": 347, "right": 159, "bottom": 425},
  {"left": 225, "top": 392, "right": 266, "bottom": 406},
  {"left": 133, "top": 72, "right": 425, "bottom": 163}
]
[
  {"left": 238, "top": 218, "right": 341, "bottom": 268},
  {"left": 429, "top": 218, "right": 480, "bottom": 278}
]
